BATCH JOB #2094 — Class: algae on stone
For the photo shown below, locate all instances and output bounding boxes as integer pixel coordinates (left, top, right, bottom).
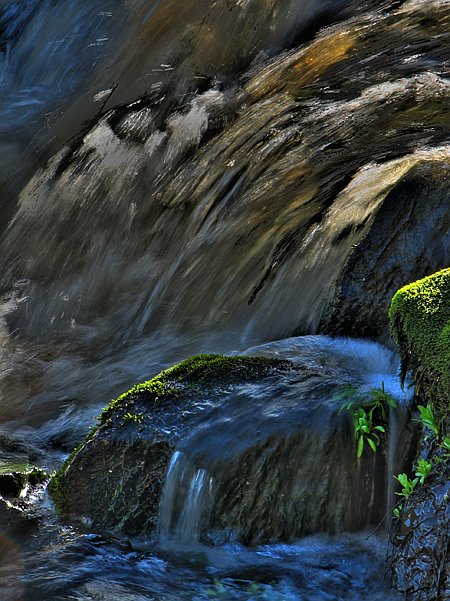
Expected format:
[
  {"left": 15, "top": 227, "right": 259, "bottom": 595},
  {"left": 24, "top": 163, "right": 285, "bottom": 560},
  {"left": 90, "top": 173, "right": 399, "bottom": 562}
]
[
  {"left": 99, "top": 353, "right": 291, "bottom": 425},
  {"left": 389, "top": 267, "right": 450, "bottom": 428}
]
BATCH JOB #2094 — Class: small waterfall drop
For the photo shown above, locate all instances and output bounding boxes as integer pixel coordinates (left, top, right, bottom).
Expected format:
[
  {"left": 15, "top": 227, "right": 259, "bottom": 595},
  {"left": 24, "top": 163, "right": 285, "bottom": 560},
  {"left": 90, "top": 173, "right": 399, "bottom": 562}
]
[
  {"left": 386, "top": 405, "right": 410, "bottom": 522},
  {"left": 158, "top": 451, "right": 213, "bottom": 544}
]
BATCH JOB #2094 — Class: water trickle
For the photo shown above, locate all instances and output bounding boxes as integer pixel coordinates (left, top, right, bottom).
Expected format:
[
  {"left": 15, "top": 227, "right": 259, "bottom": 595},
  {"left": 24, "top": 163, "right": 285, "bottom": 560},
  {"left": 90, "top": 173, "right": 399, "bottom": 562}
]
[
  {"left": 159, "top": 451, "right": 213, "bottom": 544},
  {"left": 386, "top": 405, "right": 410, "bottom": 523}
]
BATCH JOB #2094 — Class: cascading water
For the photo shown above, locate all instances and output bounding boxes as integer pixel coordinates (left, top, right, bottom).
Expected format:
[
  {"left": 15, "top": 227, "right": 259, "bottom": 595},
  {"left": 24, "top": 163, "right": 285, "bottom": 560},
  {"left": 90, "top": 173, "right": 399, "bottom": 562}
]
[
  {"left": 158, "top": 450, "right": 213, "bottom": 544},
  {"left": 0, "top": 0, "right": 448, "bottom": 599}
]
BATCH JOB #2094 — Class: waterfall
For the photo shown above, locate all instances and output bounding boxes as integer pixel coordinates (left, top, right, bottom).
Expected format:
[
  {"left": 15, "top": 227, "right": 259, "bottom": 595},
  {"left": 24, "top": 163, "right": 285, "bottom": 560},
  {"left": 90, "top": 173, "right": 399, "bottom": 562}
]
[
  {"left": 0, "top": 1, "right": 444, "bottom": 597},
  {"left": 158, "top": 451, "right": 213, "bottom": 544},
  {"left": 0, "top": 1, "right": 449, "bottom": 433},
  {"left": 149, "top": 337, "right": 416, "bottom": 546}
]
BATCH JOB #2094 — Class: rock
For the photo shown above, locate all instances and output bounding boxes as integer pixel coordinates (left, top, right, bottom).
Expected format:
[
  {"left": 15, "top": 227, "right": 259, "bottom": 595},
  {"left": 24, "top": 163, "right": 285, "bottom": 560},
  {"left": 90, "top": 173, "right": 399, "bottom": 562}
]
[
  {"left": 50, "top": 348, "right": 415, "bottom": 542},
  {"left": 389, "top": 267, "right": 450, "bottom": 420},
  {"left": 0, "top": 465, "right": 47, "bottom": 499},
  {"left": 0, "top": 497, "right": 39, "bottom": 539},
  {"left": 389, "top": 269, "right": 450, "bottom": 600},
  {"left": 391, "top": 453, "right": 450, "bottom": 601},
  {"left": 321, "top": 162, "right": 450, "bottom": 344},
  {"left": 49, "top": 354, "right": 293, "bottom": 535},
  {"left": 0, "top": 463, "right": 47, "bottom": 540}
]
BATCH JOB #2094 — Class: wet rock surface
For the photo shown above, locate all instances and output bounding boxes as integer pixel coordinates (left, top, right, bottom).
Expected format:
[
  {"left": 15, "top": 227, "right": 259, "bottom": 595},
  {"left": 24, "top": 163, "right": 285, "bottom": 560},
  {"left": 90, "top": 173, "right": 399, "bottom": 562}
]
[
  {"left": 391, "top": 454, "right": 450, "bottom": 601},
  {"left": 388, "top": 269, "right": 450, "bottom": 600},
  {"left": 51, "top": 355, "right": 294, "bottom": 536},
  {"left": 321, "top": 163, "right": 450, "bottom": 343},
  {"left": 0, "top": 463, "right": 47, "bottom": 540}
]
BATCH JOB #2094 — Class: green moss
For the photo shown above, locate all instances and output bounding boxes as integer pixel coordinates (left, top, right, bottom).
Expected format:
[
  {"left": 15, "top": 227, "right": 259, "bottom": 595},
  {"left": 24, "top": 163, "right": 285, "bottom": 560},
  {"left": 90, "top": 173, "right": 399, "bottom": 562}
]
[
  {"left": 99, "top": 353, "right": 290, "bottom": 425},
  {"left": 48, "top": 430, "right": 95, "bottom": 513},
  {"left": 389, "top": 267, "right": 450, "bottom": 427}
]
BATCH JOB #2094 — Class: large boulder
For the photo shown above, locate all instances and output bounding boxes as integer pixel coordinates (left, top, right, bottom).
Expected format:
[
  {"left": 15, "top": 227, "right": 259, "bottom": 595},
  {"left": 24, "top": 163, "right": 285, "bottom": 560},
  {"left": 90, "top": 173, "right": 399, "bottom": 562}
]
[
  {"left": 321, "top": 162, "right": 450, "bottom": 343},
  {"left": 50, "top": 345, "right": 415, "bottom": 543}
]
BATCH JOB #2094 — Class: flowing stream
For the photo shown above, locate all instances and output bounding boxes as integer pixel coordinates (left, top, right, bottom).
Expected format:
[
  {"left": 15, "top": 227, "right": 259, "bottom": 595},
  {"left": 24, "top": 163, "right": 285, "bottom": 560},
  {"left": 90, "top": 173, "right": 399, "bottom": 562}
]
[{"left": 0, "top": 0, "right": 448, "bottom": 599}]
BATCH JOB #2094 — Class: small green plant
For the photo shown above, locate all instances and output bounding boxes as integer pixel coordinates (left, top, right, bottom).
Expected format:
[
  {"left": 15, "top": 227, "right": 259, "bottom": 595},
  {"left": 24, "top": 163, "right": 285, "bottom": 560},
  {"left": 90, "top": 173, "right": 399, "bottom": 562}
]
[
  {"left": 416, "top": 404, "right": 440, "bottom": 436},
  {"left": 367, "top": 381, "right": 398, "bottom": 416},
  {"left": 394, "top": 473, "right": 418, "bottom": 499},
  {"left": 392, "top": 503, "right": 403, "bottom": 519},
  {"left": 352, "top": 407, "right": 385, "bottom": 457},
  {"left": 414, "top": 458, "right": 433, "bottom": 484},
  {"left": 338, "top": 382, "right": 396, "bottom": 458}
]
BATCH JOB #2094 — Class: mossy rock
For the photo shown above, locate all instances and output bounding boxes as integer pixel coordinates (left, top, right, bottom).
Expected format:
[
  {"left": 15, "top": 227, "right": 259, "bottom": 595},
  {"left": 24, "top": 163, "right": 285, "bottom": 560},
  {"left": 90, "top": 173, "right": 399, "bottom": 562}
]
[
  {"left": 389, "top": 267, "right": 450, "bottom": 426},
  {"left": 99, "top": 353, "right": 291, "bottom": 427},
  {"left": 49, "top": 353, "right": 292, "bottom": 533},
  {"left": 49, "top": 350, "right": 417, "bottom": 542},
  {"left": 0, "top": 464, "right": 47, "bottom": 499}
]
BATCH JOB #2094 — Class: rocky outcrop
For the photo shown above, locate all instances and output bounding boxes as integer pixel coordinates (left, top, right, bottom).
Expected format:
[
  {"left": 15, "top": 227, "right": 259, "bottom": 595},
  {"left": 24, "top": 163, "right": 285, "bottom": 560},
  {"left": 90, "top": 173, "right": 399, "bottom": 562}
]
[
  {"left": 49, "top": 354, "right": 292, "bottom": 535},
  {"left": 389, "top": 269, "right": 450, "bottom": 600},
  {"left": 391, "top": 450, "right": 450, "bottom": 601}
]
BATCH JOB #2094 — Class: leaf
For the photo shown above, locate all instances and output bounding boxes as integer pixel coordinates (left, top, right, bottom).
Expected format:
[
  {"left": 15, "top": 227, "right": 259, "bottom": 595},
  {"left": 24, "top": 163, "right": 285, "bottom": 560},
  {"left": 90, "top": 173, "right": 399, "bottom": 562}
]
[
  {"left": 395, "top": 473, "right": 408, "bottom": 487},
  {"left": 357, "top": 436, "right": 364, "bottom": 458},
  {"left": 374, "top": 425, "right": 385, "bottom": 433},
  {"left": 417, "top": 405, "right": 439, "bottom": 436},
  {"left": 368, "top": 438, "right": 377, "bottom": 452}
]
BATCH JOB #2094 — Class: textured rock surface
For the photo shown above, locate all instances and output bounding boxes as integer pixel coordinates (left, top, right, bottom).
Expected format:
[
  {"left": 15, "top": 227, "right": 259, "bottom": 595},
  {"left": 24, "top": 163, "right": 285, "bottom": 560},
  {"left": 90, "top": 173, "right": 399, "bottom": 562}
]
[
  {"left": 391, "top": 453, "right": 450, "bottom": 601},
  {"left": 0, "top": 462, "right": 47, "bottom": 540},
  {"left": 50, "top": 354, "right": 293, "bottom": 536},
  {"left": 321, "top": 164, "right": 450, "bottom": 344}
]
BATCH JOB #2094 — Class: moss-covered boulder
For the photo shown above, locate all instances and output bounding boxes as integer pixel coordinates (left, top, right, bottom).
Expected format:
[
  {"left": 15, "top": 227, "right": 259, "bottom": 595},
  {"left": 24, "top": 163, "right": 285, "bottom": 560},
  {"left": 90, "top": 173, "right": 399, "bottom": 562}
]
[
  {"left": 389, "top": 269, "right": 450, "bottom": 601},
  {"left": 49, "top": 354, "right": 293, "bottom": 535},
  {"left": 49, "top": 347, "right": 415, "bottom": 543}
]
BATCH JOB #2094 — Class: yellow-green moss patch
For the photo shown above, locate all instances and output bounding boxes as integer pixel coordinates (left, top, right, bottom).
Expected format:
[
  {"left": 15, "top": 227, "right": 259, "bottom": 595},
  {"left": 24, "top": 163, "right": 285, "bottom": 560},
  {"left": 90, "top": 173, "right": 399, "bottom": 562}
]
[
  {"left": 389, "top": 267, "right": 450, "bottom": 427},
  {"left": 99, "top": 353, "right": 291, "bottom": 425}
]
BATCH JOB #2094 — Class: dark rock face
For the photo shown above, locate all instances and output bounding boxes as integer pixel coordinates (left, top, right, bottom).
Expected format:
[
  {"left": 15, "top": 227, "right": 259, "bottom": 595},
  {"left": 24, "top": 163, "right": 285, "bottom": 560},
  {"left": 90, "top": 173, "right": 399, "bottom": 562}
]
[
  {"left": 391, "top": 456, "right": 450, "bottom": 601},
  {"left": 60, "top": 437, "right": 173, "bottom": 534},
  {"left": 321, "top": 162, "right": 450, "bottom": 344},
  {"left": 0, "top": 497, "right": 40, "bottom": 539},
  {"left": 0, "top": 462, "right": 47, "bottom": 539},
  {"left": 51, "top": 354, "right": 294, "bottom": 536}
]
